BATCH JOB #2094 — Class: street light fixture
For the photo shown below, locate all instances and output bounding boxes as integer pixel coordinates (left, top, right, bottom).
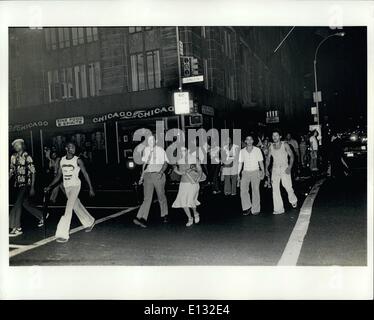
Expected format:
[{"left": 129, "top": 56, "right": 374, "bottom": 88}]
[{"left": 313, "top": 31, "right": 345, "bottom": 126}]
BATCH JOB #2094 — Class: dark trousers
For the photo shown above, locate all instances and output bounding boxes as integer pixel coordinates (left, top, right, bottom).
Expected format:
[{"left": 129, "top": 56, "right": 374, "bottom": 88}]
[
  {"left": 211, "top": 164, "right": 221, "bottom": 192},
  {"left": 9, "top": 187, "right": 43, "bottom": 229}
]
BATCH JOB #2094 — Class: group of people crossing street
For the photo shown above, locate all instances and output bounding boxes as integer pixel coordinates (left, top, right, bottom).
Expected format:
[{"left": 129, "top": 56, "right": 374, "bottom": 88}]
[{"left": 9, "top": 126, "right": 330, "bottom": 241}]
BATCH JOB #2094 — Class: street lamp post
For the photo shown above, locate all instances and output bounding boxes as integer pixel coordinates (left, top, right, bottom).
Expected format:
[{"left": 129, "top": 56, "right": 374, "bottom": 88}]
[{"left": 313, "top": 32, "right": 345, "bottom": 125}]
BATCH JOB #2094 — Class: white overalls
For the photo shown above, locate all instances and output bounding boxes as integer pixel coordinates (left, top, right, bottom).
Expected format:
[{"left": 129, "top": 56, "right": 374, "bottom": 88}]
[{"left": 269, "top": 142, "right": 298, "bottom": 213}]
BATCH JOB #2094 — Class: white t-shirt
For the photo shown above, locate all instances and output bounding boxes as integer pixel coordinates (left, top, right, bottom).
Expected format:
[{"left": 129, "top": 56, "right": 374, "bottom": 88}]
[
  {"left": 142, "top": 146, "right": 169, "bottom": 172},
  {"left": 239, "top": 146, "right": 264, "bottom": 172},
  {"left": 309, "top": 136, "right": 319, "bottom": 151},
  {"left": 60, "top": 156, "right": 81, "bottom": 188}
]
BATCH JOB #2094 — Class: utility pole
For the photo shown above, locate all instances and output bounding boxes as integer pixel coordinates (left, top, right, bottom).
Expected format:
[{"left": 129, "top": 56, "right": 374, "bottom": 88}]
[{"left": 175, "top": 26, "right": 185, "bottom": 132}]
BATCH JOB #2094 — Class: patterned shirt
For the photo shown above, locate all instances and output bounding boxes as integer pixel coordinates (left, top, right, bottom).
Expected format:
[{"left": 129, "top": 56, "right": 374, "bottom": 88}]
[{"left": 9, "top": 152, "right": 36, "bottom": 188}]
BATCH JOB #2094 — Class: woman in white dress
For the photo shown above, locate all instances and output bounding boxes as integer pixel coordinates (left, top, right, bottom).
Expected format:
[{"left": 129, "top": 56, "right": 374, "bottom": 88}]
[{"left": 172, "top": 147, "right": 202, "bottom": 227}]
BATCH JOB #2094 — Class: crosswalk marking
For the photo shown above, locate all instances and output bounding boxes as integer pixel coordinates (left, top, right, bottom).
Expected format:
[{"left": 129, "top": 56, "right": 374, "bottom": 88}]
[{"left": 9, "top": 205, "right": 140, "bottom": 259}]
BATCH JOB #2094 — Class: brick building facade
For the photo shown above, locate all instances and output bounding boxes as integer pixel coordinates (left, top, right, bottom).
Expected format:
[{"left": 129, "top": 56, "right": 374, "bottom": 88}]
[{"left": 9, "top": 26, "right": 304, "bottom": 187}]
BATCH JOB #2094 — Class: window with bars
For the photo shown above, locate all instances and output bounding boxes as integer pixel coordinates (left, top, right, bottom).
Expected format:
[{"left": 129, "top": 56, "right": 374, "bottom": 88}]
[
  {"left": 50, "top": 28, "right": 57, "bottom": 50},
  {"left": 57, "top": 28, "right": 71, "bottom": 49},
  {"left": 60, "top": 67, "right": 74, "bottom": 99},
  {"left": 73, "top": 64, "right": 87, "bottom": 98},
  {"left": 131, "top": 53, "right": 145, "bottom": 91},
  {"left": 72, "top": 27, "right": 85, "bottom": 46},
  {"left": 86, "top": 27, "right": 98, "bottom": 42},
  {"left": 227, "top": 33, "right": 232, "bottom": 58},
  {"left": 44, "top": 28, "right": 51, "bottom": 50},
  {"left": 47, "top": 70, "right": 61, "bottom": 102},
  {"left": 78, "top": 28, "right": 85, "bottom": 44},
  {"left": 146, "top": 50, "right": 161, "bottom": 89},
  {"left": 129, "top": 26, "right": 142, "bottom": 34},
  {"left": 130, "top": 50, "right": 161, "bottom": 92},
  {"left": 11, "top": 77, "right": 22, "bottom": 108},
  {"left": 88, "top": 62, "right": 101, "bottom": 96}
]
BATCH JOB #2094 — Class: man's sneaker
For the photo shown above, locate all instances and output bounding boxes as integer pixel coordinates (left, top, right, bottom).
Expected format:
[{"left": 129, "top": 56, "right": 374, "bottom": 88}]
[
  {"left": 242, "top": 208, "right": 251, "bottom": 216},
  {"left": 133, "top": 217, "right": 147, "bottom": 228},
  {"left": 56, "top": 238, "right": 68, "bottom": 243},
  {"left": 291, "top": 202, "right": 298, "bottom": 209},
  {"left": 9, "top": 228, "right": 23, "bottom": 237},
  {"left": 252, "top": 211, "right": 260, "bottom": 216},
  {"left": 85, "top": 220, "right": 96, "bottom": 232},
  {"left": 273, "top": 210, "right": 285, "bottom": 215},
  {"left": 38, "top": 213, "right": 50, "bottom": 227}
]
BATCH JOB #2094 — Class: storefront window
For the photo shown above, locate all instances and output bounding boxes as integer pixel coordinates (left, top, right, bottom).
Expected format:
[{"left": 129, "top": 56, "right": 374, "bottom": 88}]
[{"left": 40, "top": 124, "right": 107, "bottom": 172}]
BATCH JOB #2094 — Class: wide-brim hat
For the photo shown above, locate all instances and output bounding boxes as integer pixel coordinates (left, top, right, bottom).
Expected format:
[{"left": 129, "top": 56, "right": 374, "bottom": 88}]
[{"left": 11, "top": 138, "right": 24, "bottom": 147}]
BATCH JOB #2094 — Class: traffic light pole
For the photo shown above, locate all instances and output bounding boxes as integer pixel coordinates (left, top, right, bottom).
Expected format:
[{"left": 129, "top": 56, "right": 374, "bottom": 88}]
[
  {"left": 313, "top": 58, "right": 320, "bottom": 126},
  {"left": 175, "top": 26, "right": 185, "bottom": 133}
]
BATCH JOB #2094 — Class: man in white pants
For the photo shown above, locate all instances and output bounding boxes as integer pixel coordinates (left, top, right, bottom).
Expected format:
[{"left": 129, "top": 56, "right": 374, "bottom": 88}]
[
  {"left": 266, "top": 130, "right": 298, "bottom": 215},
  {"left": 45, "top": 142, "right": 95, "bottom": 243},
  {"left": 237, "top": 135, "right": 265, "bottom": 215},
  {"left": 133, "top": 135, "right": 169, "bottom": 228}
]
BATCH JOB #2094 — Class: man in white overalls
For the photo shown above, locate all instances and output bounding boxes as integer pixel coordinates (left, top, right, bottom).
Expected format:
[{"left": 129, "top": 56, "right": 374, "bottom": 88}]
[
  {"left": 45, "top": 142, "right": 95, "bottom": 242},
  {"left": 266, "top": 130, "right": 298, "bottom": 215}
]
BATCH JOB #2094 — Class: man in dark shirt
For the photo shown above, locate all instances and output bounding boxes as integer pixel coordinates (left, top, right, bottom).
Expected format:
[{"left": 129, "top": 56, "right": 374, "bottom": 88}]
[{"left": 9, "top": 139, "right": 46, "bottom": 237}]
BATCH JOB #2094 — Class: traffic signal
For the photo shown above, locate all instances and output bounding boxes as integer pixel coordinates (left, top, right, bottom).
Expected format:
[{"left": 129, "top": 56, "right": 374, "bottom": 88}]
[
  {"left": 181, "top": 56, "right": 192, "bottom": 77},
  {"left": 191, "top": 57, "right": 200, "bottom": 76}
]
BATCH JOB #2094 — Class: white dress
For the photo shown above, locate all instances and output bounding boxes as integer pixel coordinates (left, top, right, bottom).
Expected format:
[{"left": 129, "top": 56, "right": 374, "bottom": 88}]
[{"left": 172, "top": 154, "right": 201, "bottom": 209}]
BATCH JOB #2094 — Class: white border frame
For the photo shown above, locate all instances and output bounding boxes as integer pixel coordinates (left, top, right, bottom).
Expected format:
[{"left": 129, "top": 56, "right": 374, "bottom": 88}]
[{"left": 0, "top": 0, "right": 372, "bottom": 300}]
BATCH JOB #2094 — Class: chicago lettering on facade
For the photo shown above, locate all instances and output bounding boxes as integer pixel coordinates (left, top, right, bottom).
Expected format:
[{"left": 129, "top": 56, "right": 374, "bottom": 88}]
[
  {"left": 92, "top": 106, "right": 175, "bottom": 123},
  {"left": 9, "top": 120, "right": 49, "bottom": 132}
]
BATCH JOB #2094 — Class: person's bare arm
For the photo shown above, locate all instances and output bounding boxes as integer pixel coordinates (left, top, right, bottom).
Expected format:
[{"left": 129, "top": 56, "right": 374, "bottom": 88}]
[
  {"left": 78, "top": 158, "right": 95, "bottom": 197},
  {"left": 265, "top": 148, "right": 272, "bottom": 176},
  {"left": 237, "top": 161, "right": 243, "bottom": 177},
  {"left": 258, "top": 160, "right": 265, "bottom": 178},
  {"left": 173, "top": 165, "right": 183, "bottom": 175},
  {"left": 9, "top": 156, "right": 15, "bottom": 180},
  {"left": 285, "top": 143, "right": 294, "bottom": 174},
  {"left": 45, "top": 167, "right": 62, "bottom": 191}
]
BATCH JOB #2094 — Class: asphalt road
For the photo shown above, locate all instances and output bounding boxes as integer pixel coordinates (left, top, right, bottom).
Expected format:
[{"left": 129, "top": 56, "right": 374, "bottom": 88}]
[
  {"left": 297, "top": 169, "right": 367, "bottom": 266},
  {"left": 9, "top": 170, "right": 367, "bottom": 266}
]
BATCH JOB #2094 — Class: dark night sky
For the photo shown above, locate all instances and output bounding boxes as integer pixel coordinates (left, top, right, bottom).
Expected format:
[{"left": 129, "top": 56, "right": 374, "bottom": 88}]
[{"left": 295, "top": 27, "right": 367, "bottom": 130}]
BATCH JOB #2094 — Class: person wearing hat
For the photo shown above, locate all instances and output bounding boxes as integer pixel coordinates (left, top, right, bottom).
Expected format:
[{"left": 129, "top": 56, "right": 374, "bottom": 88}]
[{"left": 9, "top": 138, "right": 47, "bottom": 237}]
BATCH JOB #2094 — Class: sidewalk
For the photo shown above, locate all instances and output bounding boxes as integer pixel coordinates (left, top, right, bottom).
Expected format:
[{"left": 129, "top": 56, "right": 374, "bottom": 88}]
[{"left": 297, "top": 170, "right": 367, "bottom": 266}]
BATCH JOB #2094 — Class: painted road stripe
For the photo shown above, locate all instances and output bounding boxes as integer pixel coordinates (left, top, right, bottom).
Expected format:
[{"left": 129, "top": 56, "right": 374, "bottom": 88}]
[
  {"left": 277, "top": 178, "right": 326, "bottom": 266},
  {"left": 9, "top": 205, "right": 133, "bottom": 210},
  {"left": 9, "top": 205, "right": 140, "bottom": 259},
  {"left": 9, "top": 244, "right": 32, "bottom": 249}
]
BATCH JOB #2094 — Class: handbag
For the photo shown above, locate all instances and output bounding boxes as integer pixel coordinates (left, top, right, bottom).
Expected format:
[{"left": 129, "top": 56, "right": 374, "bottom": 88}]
[
  {"left": 169, "top": 166, "right": 181, "bottom": 182},
  {"left": 186, "top": 165, "right": 206, "bottom": 183}
]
